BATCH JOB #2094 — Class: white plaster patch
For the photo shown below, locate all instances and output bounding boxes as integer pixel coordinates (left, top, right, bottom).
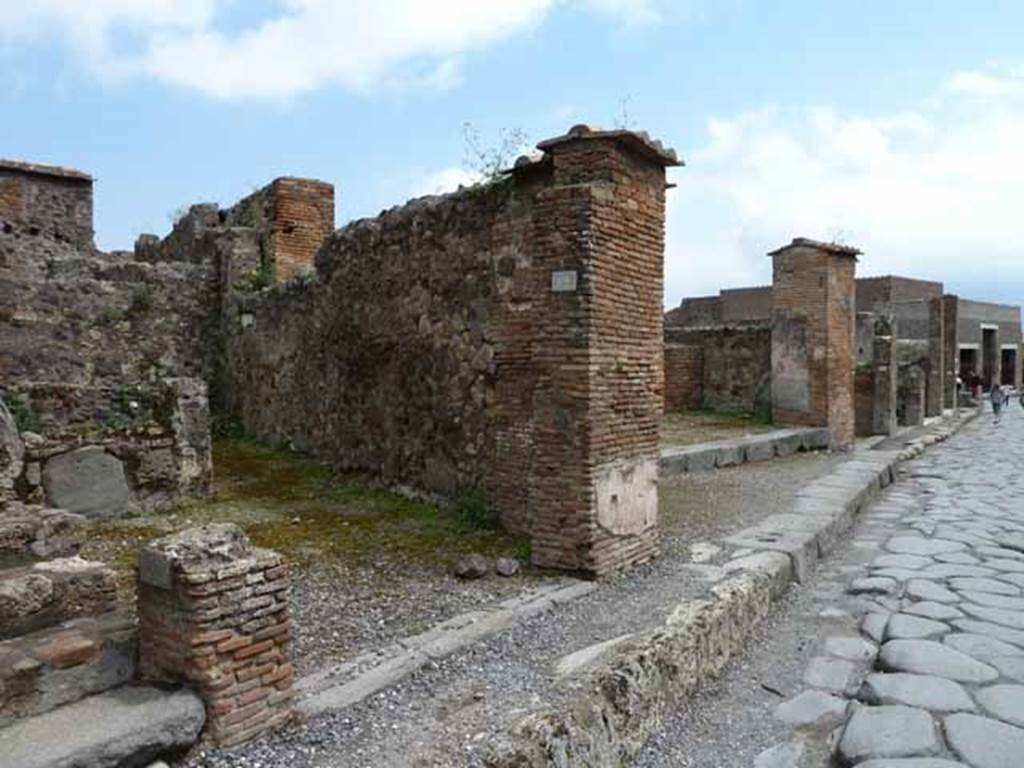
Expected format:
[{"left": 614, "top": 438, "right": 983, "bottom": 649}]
[{"left": 594, "top": 456, "right": 658, "bottom": 536}]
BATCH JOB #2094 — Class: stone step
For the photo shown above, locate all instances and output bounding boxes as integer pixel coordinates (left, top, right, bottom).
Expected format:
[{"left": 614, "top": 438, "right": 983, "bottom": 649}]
[
  {"left": 0, "top": 684, "right": 205, "bottom": 768},
  {"left": 0, "top": 612, "right": 136, "bottom": 726},
  {"left": 0, "top": 556, "right": 117, "bottom": 640}
]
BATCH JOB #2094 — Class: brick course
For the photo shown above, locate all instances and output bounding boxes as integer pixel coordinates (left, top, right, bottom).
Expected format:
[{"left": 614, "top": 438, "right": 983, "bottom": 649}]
[{"left": 663, "top": 345, "right": 703, "bottom": 411}]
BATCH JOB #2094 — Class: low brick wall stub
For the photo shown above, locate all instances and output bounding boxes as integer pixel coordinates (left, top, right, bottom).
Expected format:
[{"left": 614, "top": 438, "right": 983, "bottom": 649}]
[{"left": 137, "top": 524, "right": 293, "bottom": 747}]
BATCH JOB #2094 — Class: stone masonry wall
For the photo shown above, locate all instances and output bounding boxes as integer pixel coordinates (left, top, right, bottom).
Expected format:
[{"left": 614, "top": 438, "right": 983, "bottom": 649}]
[
  {"left": 0, "top": 161, "right": 94, "bottom": 251},
  {"left": 663, "top": 345, "right": 703, "bottom": 411},
  {"left": 664, "top": 324, "right": 771, "bottom": 415},
  {"left": 224, "top": 126, "right": 677, "bottom": 576}
]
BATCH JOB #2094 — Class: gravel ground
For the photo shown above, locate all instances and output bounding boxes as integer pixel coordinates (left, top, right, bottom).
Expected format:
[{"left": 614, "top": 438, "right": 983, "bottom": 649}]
[{"left": 176, "top": 449, "right": 847, "bottom": 768}]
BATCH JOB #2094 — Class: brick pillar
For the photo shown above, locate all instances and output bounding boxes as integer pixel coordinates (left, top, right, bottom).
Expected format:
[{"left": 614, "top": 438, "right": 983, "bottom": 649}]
[
  {"left": 504, "top": 125, "right": 679, "bottom": 577},
  {"left": 268, "top": 178, "right": 334, "bottom": 281},
  {"left": 942, "top": 295, "right": 959, "bottom": 409},
  {"left": 138, "top": 524, "right": 292, "bottom": 747},
  {"left": 872, "top": 317, "right": 897, "bottom": 435},
  {"left": 770, "top": 238, "right": 859, "bottom": 450},
  {"left": 926, "top": 297, "right": 944, "bottom": 417}
]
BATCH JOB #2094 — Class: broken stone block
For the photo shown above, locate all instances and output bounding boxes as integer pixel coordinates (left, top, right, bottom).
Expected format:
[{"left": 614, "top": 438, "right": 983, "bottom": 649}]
[
  {"left": 495, "top": 557, "right": 520, "bottom": 577},
  {"left": 42, "top": 446, "right": 130, "bottom": 518}
]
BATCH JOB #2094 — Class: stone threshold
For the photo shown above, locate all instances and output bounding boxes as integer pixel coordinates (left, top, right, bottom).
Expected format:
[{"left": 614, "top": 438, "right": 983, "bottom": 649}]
[
  {"left": 659, "top": 426, "right": 831, "bottom": 477},
  {"left": 484, "top": 410, "right": 977, "bottom": 767},
  {"left": 293, "top": 579, "right": 597, "bottom": 720}
]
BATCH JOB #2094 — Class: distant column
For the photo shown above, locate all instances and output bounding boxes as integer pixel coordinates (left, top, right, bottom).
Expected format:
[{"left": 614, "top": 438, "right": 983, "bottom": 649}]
[
  {"left": 770, "top": 238, "right": 859, "bottom": 450},
  {"left": 872, "top": 317, "right": 897, "bottom": 435},
  {"left": 926, "top": 297, "right": 944, "bottom": 417},
  {"left": 942, "top": 295, "right": 959, "bottom": 409}
]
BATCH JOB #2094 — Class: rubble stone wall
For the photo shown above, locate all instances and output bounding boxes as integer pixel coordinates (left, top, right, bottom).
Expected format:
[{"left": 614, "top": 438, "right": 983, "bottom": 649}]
[
  {"left": 0, "top": 162, "right": 94, "bottom": 250},
  {"left": 223, "top": 128, "right": 675, "bottom": 575},
  {"left": 664, "top": 324, "right": 771, "bottom": 415}
]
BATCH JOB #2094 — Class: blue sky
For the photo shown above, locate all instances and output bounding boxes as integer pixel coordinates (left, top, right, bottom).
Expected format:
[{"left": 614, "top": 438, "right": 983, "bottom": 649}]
[{"left": 3, "top": 1, "right": 1024, "bottom": 308}]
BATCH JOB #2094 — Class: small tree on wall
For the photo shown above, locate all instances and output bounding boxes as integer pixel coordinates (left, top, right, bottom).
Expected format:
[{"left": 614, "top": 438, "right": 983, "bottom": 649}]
[{"left": 462, "top": 123, "right": 530, "bottom": 183}]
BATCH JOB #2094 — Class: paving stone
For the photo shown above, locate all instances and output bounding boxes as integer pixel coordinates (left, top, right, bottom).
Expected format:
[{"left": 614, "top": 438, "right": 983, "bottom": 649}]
[
  {"left": 873, "top": 568, "right": 930, "bottom": 582},
  {"left": 850, "top": 577, "right": 901, "bottom": 596},
  {"left": 975, "top": 684, "right": 1024, "bottom": 728},
  {"left": 804, "top": 657, "right": 860, "bottom": 695},
  {"left": 825, "top": 635, "right": 878, "bottom": 662},
  {"left": 983, "top": 656, "right": 1024, "bottom": 683},
  {"left": 862, "top": 613, "right": 891, "bottom": 644},
  {"left": 773, "top": 689, "right": 849, "bottom": 728},
  {"left": 943, "top": 633, "right": 1023, "bottom": 660},
  {"left": 905, "top": 602, "right": 964, "bottom": 621},
  {"left": 753, "top": 740, "right": 804, "bottom": 768},
  {"left": 886, "top": 537, "right": 967, "bottom": 556},
  {"left": 860, "top": 673, "right": 976, "bottom": 712},
  {"left": 906, "top": 580, "right": 960, "bottom": 604},
  {"left": 873, "top": 554, "right": 934, "bottom": 570},
  {"left": 995, "top": 572, "right": 1024, "bottom": 588},
  {"left": 944, "top": 713, "right": 1024, "bottom": 768},
  {"left": 961, "top": 604, "right": 1024, "bottom": 631},
  {"left": 978, "top": 547, "right": 1024, "bottom": 561},
  {"left": 952, "top": 619, "right": 1024, "bottom": 648},
  {"left": 920, "top": 564, "right": 998, "bottom": 579},
  {"left": 936, "top": 552, "right": 982, "bottom": 565},
  {"left": 0, "top": 685, "right": 204, "bottom": 768},
  {"left": 886, "top": 615, "right": 951, "bottom": 641},
  {"left": 854, "top": 760, "right": 967, "bottom": 768},
  {"left": 838, "top": 705, "right": 940, "bottom": 763},
  {"left": 957, "top": 590, "right": 1024, "bottom": 611},
  {"left": 982, "top": 558, "right": 1024, "bottom": 573},
  {"left": 949, "top": 577, "right": 1021, "bottom": 596},
  {"left": 879, "top": 640, "right": 999, "bottom": 683}
]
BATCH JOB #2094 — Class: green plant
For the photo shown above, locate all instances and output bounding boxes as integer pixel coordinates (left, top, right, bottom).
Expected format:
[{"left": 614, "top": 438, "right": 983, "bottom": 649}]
[
  {"left": 96, "top": 304, "right": 123, "bottom": 325},
  {"left": 235, "top": 262, "right": 274, "bottom": 292},
  {"left": 453, "top": 485, "right": 497, "bottom": 531},
  {"left": 4, "top": 390, "right": 42, "bottom": 433},
  {"left": 462, "top": 123, "right": 530, "bottom": 183},
  {"left": 125, "top": 285, "right": 155, "bottom": 319}
]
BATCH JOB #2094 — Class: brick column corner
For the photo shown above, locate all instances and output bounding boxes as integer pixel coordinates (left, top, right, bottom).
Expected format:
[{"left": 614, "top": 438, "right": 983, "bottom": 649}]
[
  {"left": 769, "top": 237, "right": 859, "bottom": 450},
  {"left": 137, "top": 523, "right": 292, "bottom": 747},
  {"left": 268, "top": 177, "right": 335, "bottom": 282},
  {"left": 926, "top": 296, "right": 945, "bottom": 417},
  {"left": 941, "top": 294, "right": 959, "bottom": 408},
  {"left": 513, "top": 125, "right": 681, "bottom": 576}
]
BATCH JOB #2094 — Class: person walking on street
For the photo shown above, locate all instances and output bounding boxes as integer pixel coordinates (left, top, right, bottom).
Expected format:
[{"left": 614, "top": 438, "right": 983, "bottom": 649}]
[{"left": 991, "top": 381, "right": 1007, "bottom": 424}]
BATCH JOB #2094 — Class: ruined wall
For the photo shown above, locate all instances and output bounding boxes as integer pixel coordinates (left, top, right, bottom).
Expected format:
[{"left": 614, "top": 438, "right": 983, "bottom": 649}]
[
  {"left": 663, "top": 345, "right": 702, "bottom": 411},
  {"left": 664, "top": 324, "right": 771, "bottom": 415},
  {"left": 856, "top": 275, "right": 942, "bottom": 309},
  {"left": 0, "top": 161, "right": 94, "bottom": 250},
  {"left": 720, "top": 286, "right": 772, "bottom": 323},
  {"left": 224, "top": 127, "right": 676, "bottom": 575},
  {"left": 222, "top": 178, "right": 334, "bottom": 282},
  {"left": 666, "top": 296, "right": 721, "bottom": 327},
  {"left": 1, "top": 163, "right": 218, "bottom": 514}
]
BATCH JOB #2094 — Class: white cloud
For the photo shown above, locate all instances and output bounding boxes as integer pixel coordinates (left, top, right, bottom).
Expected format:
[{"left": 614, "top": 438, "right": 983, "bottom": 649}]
[
  {"left": 1, "top": 0, "right": 664, "bottom": 99},
  {"left": 665, "top": 62, "right": 1024, "bottom": 307},
  {"left": 412, "top": 167, "right": 483, "bottom": 197}
]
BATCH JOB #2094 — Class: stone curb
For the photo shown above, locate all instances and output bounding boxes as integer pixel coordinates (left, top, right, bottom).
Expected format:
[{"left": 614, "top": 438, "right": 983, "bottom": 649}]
[
  {"left": 484, "top": 412, "right": 977, "bottom": 768},
  {"left": 292, "top": 579, "right": 597, "bottom": 719},
  {"left": 659, "top": 427, "right": 830, "bottom": 477}
]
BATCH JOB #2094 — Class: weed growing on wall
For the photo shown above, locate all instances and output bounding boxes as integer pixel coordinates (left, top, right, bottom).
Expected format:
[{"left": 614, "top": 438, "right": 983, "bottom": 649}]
[{"left": 454, "top": 485, "right": 498, "bottom": 531}]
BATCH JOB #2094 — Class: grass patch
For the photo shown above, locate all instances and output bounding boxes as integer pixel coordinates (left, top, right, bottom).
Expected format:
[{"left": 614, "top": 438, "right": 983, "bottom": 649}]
[{"left": 81, "top": 438, "right": 531, "bottom": 603}]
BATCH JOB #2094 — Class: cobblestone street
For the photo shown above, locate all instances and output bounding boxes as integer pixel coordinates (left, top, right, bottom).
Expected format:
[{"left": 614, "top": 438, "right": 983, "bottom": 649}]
[{"left": 637, "top": 404, "right": 1024, "bottom": 767}]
